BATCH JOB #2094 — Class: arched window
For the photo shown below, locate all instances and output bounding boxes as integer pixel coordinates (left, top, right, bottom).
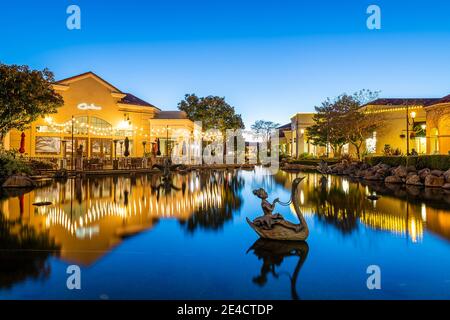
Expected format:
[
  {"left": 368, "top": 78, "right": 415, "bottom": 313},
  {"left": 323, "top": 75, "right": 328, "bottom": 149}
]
[
  {"left": 90, "top": 116, "right": 112, "bottom": 130},
  {"left": 66, "top": 116, "right": 88, "bottom": 135},
  {"left": 63, "top": 116, "right": 112, "bottom": 135}
]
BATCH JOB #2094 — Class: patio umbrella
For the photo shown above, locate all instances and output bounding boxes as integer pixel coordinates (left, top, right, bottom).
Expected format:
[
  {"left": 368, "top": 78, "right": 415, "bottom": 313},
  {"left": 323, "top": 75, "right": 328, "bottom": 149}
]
[
  {"left": 156, "top": 138, "right": 161, "bottom": 156},
  {"left": 124, "top": 137, "right": 130, "bottom": 157},
  {"left": 19, "top": 132, "right": 25, "bottom": 154}
]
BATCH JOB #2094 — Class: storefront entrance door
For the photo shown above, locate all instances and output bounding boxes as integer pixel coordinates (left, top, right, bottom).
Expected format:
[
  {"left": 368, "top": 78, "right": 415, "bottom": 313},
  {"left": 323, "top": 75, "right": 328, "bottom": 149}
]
[{"left": 91, "top": 138, "right": 112, "bottom": 159}]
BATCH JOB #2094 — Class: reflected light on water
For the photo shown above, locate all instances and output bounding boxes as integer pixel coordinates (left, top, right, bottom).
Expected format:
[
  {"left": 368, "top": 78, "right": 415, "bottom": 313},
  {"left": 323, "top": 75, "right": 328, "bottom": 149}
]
[
  {"left": 421, "top": 203, "right": 427, "bottom": 222},
  {"left": 342, "top": 179, "right": 349, "bottom": 194},
  {"left": 1, "top": 168, "right": 450, "bottom": 299}
]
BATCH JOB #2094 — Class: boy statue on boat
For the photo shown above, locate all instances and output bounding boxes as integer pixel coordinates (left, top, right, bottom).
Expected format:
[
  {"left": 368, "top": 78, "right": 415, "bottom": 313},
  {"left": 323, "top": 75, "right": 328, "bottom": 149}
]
[
  {"left": 247, "top": 177, "right": 309, "bottom": 241},
  {"left": 252, "top": 188, "right": 303, "bottom": 232}
]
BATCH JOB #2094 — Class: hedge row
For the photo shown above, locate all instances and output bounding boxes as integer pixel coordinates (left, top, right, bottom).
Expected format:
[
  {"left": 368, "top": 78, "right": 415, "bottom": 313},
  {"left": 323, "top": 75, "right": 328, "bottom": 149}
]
[
  {"left": 364, "top": 155, "right": 450, "bottom": 171},
  {"left": 288, "top": 159, "right": 340, "bottom": 166},
  {"left": 0, "top": 151, "right": 31, "bottom": 179}
]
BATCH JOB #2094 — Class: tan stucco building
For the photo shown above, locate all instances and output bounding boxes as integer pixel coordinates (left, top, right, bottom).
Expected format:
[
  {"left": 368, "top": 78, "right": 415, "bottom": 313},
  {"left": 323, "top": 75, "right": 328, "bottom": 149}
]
[
  {"left": 279, "top": 112, "right": 331, "bottom": 158},
  {"left": 4, "top": 72, "right": 195, "bottom": 161},
  {"left": 283, "top": 95, "right": 450, "bottom": 158}
]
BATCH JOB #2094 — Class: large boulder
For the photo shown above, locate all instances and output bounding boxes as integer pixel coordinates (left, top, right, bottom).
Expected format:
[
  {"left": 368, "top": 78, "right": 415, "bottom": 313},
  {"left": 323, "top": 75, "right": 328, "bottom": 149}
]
[
  {"left": 354, "top": 170, "right": 366, "bottom": 179},
  {"left": 332, "top": 163, "right": 347, "bottom": 175},
  {"left": 2, "top": 174, "right": 36, "bottom": 188},
  {"left": 406, "top": 171, "right": 417, "bottom": 178},
  {"left": 343, "top": 164, "right": 359, "bottom": 176},
  {"left": 418, "top": 168, "right": 431, "bottom": 180},
  {"left": 392, "top": 166, "right": 408, "bottom": 178},
  {"left": 365, "top": 173, "right": 384, "bottom": 181},
  {"left": 406, "top": 165, "right": 417, "bottom": 173},
  {"left": 385, "top": 175, "right": 403, "bottom": 184},
  {"left": 360, "top": 163, "right": 371, "bottom": 170},
  {"left": 376, "top": 168, "right": 390, "bottom": 178},
  {"left": 431, "top": 170, "right": 444, "bottom": 177},
  {"left": 406, "top": 175, "right": 423, "bottom": 186},
  {"left": 444, "top": 169, "right": 450, "bottom": 183},
  {"left": 442, "top": 183, "right": 450, "bottom": 190},
  {"left": 425, "top": 175, "right": 445, "bottom": 188}
]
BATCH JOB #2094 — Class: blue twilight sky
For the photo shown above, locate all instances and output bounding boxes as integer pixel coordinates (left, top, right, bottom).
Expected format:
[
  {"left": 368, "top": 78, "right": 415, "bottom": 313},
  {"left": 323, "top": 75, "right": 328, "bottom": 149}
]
[{"left": 1, "top": 0, "right": 450, "bottom": 128}]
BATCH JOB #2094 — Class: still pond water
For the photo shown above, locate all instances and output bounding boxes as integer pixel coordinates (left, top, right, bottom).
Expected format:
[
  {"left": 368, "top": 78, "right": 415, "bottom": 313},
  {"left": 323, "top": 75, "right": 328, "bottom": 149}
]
[{"left": 1, "top": 167, "right": 450, "bottom": 299}]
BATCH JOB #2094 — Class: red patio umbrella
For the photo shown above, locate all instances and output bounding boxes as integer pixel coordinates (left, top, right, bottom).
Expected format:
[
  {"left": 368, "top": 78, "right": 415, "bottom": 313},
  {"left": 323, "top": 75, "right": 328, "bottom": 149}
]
[{"left": 19, "top": 132, "right": 26, "bottom": 154}]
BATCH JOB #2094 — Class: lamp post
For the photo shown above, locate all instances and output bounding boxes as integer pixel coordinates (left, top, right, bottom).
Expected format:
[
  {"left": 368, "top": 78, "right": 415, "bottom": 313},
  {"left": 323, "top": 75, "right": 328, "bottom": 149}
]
[
  {"left": 166, "top": 125, "right": 169, "bottom": 158},
  {"left": 300, "top": 129, "right": 305, "bottom": 155},
  {"left": 410, "top": 111, "right": 416, "bottom": 154},
  {"left": 71, "top": 116, "right": 74, "bottom": 170},
  {"left": 406, "top": 107, "right": 417, "bottom": 155},
  {"left": 61, "top": 140, "right": 68, "bottom": 169},
  {"left": 142, "top": 141, "right": 147, "bottom": 156},
  {"left": 113, "top": 139, "right": 119, "bottom": 169},
  {"left": 411, "top": 111, "right": 416, "bottom": 130}
]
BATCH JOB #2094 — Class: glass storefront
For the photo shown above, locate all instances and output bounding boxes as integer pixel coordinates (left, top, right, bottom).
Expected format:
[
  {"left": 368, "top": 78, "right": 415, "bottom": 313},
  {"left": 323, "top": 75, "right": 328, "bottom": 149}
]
[
  {"left": 91, "top": 138, "right": 112, "bottom": 159},
  {"left": 35, "top": 136, "right": 61, "bottom": 154},
  {"left": 34, "top": 116, "right": 129, "bottom": 158}
]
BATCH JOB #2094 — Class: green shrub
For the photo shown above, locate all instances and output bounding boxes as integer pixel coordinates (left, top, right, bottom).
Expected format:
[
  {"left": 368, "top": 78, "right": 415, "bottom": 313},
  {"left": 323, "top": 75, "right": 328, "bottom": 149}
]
[
  {"left": 297, "top": 152, "right": 313, "bottom": 160},
  {"left": 27, "top": 159, "right": 56, "bottom": 171},
  {"left": 289, "top": 158, "right": 340, "bottom": 166},
  {"left": 0, "top": 150, "right": 31, "bottom": 178},
  {"left": 364, "top": 155, "right": 450, "bottom": 170}
]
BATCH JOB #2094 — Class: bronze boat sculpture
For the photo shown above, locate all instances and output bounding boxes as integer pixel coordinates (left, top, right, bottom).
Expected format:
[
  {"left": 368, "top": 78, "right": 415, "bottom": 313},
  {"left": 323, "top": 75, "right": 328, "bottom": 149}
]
[{"left": 246, "top": 177, "right": 309, "bottom": 241}]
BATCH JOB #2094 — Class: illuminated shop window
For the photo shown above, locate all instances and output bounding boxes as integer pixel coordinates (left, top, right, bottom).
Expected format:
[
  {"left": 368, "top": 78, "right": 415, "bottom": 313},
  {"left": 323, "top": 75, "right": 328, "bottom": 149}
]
[
  {"left": 430, "top": 128, "right": 439, "bottom": 154},
  {"left": 342, "top": 143, "right": 349, "bottom": 154},
  {"left": 64, "top": 116, "right": 88, "bottom": 135},
  {"left": 366, "top": 131, "right": 377, "bottom": 154},
  {"left": 35, "top": 125, "right": 60, "bottom": 133},
  {"left": 35, "top": 136, "right": 61, "bottom": 154},
  {"left": 64, "top": 137, "right": 88, "bottom": 156}
]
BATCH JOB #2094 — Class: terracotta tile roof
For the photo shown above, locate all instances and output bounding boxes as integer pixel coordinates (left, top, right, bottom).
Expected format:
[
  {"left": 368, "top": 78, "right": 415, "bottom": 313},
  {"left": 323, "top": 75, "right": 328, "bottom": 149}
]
[
  {"left": 120, "top": 93, "right": 159, "bottom": 109},
  {"left": 153, "top": 111, "right": 188, "bottom": 119},
  {"left": 364, "top": 98, "right": 440, "bottom": 107},
  {"left": 277, "top": 123, "right": 292, "bottom": 130},
  {"left": 425, "top": 94, "right": 450, "bottom": 106}
]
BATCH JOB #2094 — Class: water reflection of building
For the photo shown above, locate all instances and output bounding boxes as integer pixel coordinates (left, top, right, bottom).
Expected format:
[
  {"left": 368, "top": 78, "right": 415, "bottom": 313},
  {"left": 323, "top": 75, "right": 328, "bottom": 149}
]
[
  {"left": 0, "top": 171, "right": 243, "bottom": 265},
  {"left": 275, "top": 171, "right": 450, "bottom": 243}
]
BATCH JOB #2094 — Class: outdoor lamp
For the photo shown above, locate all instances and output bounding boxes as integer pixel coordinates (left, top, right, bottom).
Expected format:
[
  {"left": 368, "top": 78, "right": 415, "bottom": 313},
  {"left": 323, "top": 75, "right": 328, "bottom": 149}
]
[
  {"left": 300, "top": 129, "right": 305, "bottom": 134},
  {"left": 410, "top": 111, "right": 417, "bottom": 130}
]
